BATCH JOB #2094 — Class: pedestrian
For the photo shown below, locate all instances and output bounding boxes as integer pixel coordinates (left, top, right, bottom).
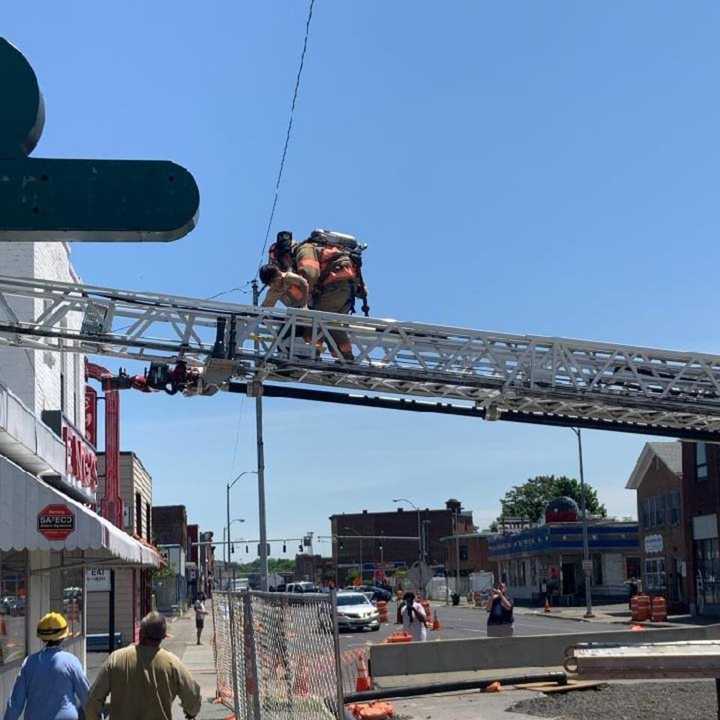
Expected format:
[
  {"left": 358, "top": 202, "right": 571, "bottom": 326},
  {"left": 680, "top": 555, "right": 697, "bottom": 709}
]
[
  {"left": 193, "top": 592, "right": 209, "bottom": 645},
  {"left": 84, "top": 611, "right": 201, "bottom": 720},
  {"left": 4, "top": 612, "right": 89, "bottom": 720},
  {"left": 400, "top": 592, "right": 428, "bottom": 642},
  {"left": 486, "top": 582, "right": 514, "bottom": 637}
]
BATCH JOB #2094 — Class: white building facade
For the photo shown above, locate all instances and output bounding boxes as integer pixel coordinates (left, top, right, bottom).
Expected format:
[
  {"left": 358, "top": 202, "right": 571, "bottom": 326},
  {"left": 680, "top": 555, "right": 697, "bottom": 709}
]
[{"left": 0, "top": 243, "right": 159, "bottom": 707}]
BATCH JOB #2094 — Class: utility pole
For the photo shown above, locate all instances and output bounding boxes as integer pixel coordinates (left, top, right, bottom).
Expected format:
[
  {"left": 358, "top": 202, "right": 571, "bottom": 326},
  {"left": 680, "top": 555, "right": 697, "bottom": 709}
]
[
  {"left": 571, "top": 427, "right": 594, "bottom": 618},
  {"left": 252, "top": 279, "right": 269, "bottom": 591}
]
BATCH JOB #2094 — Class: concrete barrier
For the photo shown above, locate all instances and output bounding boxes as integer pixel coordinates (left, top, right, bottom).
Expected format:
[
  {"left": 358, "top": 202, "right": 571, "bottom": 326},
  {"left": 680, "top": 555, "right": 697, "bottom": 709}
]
[{"left": 369, "top": 624, "right": 720, "bottom": 678}]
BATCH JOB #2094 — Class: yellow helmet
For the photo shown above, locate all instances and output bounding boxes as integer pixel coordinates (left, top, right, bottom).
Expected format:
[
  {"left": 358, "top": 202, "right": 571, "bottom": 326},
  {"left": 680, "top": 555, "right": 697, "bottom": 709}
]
[{"left": 37, "top": 612, "right": 69, "bottom": 642}]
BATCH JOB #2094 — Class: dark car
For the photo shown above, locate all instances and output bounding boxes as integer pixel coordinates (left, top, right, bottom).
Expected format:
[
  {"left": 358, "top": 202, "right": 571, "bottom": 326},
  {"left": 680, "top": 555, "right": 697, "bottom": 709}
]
[{"left": 348, "top": 585, "right": 392, "bottom": 602}]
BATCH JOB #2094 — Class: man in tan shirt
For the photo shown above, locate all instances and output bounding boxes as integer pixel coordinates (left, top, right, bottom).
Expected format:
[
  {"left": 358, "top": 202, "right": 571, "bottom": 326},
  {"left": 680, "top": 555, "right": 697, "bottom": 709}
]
[{"left": 85, "top": 612, "right": 201, "bottom": 720}]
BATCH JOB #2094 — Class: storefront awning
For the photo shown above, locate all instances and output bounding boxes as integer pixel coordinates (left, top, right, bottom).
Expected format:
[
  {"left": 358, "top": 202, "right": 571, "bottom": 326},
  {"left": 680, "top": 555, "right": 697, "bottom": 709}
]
[{"left": 0, "top": 454, "right": 161, "bottom": 567}]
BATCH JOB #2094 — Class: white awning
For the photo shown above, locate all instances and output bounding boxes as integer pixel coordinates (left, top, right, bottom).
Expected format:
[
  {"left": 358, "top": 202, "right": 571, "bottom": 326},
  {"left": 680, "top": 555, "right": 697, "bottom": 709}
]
[{"left": 0, "top": 454, "right": 161, "bottom": 567}]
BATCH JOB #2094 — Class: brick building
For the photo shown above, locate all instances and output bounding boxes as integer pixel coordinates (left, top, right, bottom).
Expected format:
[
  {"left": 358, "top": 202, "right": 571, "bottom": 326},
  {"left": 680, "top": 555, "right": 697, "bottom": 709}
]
[
  {"left": 330, "top": 499, "right": 474, "bottom": 585},
  {"left": 626, "top": 441, "right": 688, "bottom": 611},
  {"left": 152, "top": 505, "right": 188, "bottom": 547},
  {"left": 295, "top": 554, "right": 335, "bottom": 586},
  {"left": 681, "top": 441, "right": 720, "bottom": 616},
  {"left": 442, "top": 532, "right": 498, "bottom": 578},
  {"left": 151, "top": 505, "right": 189, "bottom": 611}
]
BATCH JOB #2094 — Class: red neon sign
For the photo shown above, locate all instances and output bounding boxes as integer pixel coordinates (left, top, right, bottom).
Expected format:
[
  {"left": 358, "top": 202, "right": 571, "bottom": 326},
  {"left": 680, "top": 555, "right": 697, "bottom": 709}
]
[{"left": 62, "top": 425, "right": 98, "bottom": 492}]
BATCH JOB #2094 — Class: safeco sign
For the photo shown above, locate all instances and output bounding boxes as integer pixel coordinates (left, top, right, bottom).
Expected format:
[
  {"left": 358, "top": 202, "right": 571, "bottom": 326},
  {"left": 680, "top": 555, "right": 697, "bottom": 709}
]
[{"left": 37, "top": 504, "right": 75, "bottom": 541}]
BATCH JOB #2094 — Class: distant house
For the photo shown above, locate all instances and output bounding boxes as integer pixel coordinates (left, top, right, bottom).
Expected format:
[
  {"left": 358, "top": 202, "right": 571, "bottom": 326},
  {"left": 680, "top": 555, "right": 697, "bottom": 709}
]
[{"left": 626, "top": 441, "right": 687, "bottom": 612}]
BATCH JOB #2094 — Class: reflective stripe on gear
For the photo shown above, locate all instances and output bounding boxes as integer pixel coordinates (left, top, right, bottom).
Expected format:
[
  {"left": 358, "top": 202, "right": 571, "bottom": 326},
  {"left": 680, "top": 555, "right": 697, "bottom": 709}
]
[{"left": 37, "top": 612, "right": 70, "bottom": 641}]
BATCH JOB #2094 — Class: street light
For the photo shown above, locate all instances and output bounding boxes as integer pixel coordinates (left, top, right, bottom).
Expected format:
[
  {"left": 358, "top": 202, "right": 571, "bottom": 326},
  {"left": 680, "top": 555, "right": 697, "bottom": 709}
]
[
  {"left": 344, "top": 527, "right": 363, "bottom": 583},
  {"left": 570, "top": 428, "right": 594, "bottom": 618},
  {"left": 223, "top": 518, "right": 245, "bottom": 561},
  {"left": 226, "top": 471, "right": 257, "bottom": 569},
  {"left": 393, "top": 498, "right": 423, "bottom": 562}
]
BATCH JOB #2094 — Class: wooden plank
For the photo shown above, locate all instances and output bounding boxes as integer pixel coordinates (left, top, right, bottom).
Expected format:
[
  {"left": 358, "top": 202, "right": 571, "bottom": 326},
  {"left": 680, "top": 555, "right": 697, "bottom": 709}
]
[{"left": 541, "top": 681, "right": 608, "bottom": 694}]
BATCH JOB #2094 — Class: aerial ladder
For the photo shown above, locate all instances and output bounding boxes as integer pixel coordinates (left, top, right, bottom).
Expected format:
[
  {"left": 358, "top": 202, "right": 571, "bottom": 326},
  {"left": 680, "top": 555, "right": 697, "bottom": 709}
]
[{"left": 0, "top": 273, "right": 718, "bottom": 440}]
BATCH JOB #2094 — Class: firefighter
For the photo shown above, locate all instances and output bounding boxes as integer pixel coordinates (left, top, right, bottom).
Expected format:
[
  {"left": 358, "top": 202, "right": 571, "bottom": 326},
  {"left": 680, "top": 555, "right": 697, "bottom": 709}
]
[
  {"left": 294, "top": 231, "right": 369, "bottom": 361},
  {"left": 259, "top": 264, "right": 309, "bottom": 309}
]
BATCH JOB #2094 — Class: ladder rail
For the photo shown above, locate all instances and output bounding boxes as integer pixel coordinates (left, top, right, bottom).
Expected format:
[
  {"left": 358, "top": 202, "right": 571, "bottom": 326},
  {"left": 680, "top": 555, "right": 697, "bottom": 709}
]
[{"left": 0, "top": 274, "right": 720, "bottom": 435}]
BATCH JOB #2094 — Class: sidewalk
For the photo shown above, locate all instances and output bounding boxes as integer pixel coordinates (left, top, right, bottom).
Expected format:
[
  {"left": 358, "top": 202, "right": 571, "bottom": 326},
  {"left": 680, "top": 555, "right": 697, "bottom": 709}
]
[
  {"left": 87, "top": 605, "right": 227, "bottom": 720},
  {"left": 428, "top": 598, "right": 697, "bottom": 627}
]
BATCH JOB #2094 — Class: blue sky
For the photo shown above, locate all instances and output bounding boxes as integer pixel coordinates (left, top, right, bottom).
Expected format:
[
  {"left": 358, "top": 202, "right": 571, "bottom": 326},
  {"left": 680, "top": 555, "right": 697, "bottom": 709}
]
[{"left": 5, "top": 2, "right": 720, "bottom": 557}]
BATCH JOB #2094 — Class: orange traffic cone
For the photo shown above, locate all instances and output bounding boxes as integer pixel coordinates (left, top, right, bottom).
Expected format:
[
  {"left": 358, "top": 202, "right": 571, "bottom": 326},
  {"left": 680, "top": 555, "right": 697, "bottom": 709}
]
[
  {"left": 544, "top": 597, "right": 551, "bottom": 613},
  {"left": 355, "top": 652, "right": 373, "bottom": 692},
  {"left": 432, "top": 610, "right": 441, "bottom": 631},
  {"left": 484, "top": 681, "right": 502, "bottom": 693}
]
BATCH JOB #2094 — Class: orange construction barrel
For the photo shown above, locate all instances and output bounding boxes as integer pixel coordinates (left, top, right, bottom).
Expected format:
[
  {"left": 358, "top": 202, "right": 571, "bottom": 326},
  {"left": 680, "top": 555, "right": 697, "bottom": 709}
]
[
  {"left": 635, "top": 594, "right": 651, "bottom": 622},
  {"left": 651, "top": 595, "right": 667, "bottom": 622},
  {"left": 630, "top": 595, "right": 640, "bottom": 621}
]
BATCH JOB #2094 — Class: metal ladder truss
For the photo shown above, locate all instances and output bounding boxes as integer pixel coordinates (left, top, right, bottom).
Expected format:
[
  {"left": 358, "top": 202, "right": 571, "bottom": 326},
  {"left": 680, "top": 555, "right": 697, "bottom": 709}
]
[{"left": 0, "top": 273, "right": 719, "bottom": 438}]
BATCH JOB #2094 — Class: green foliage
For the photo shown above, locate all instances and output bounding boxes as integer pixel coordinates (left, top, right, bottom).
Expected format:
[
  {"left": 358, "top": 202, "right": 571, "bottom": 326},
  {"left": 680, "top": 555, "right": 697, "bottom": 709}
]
[
  {"left": 498, "top": 474, "right": 606, "bottom": 524},
  {"left": 229, "top": 558, "right": 296, "bottom": 575}
]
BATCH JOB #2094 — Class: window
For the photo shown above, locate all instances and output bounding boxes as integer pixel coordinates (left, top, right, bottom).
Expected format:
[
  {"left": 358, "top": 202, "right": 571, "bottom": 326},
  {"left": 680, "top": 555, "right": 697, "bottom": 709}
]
[
  {"left": 135, "top": 493, "right": 142, "bottom": 537},
  {"left": 49, "top": 552, "right": 84, "bottom": 640},
  {"left": 626, "top": 556, "right": 641, "bottom": 580},
  {"left": 697, "top": 442, "right": 709, "bottom": 481},
  {"left": 146, "top": 502, "right": 152, "bottom": 542},
  {"left": 669, "top": 491, "right": 681, "bottom": 526},
  {"left": 0, "top": 550, "right": 27, "bottom": 666},
  {"left": 459, "top": 545, "right": 468, "bottom": 562},
  {"left": 645, "top": 558, "right": 666, "bottom": 592},
  {"left": 640, "top": 498, "right": 651, "bottom": 529},
  {"left": 592, "top": 555, "right": 603, "bottom": 586},
  {"left": 60, "top": 371, "right": 66, "bottom": 414},
  {"left": 655, "top": 495, "right": 666, "bottom": 527}
]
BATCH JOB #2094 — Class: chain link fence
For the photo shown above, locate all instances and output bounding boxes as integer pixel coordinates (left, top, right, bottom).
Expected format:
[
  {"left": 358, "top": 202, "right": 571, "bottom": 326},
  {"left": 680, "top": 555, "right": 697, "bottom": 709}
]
[{"left": 212, "top": 590, "right": 344, "bottom": 720}]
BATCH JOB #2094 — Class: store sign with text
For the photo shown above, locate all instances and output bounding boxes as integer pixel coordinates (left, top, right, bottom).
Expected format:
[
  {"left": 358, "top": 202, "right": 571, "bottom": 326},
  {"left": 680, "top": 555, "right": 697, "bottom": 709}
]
[
  {"left": 41, "top": 411, "right": 98, "bottom": 503},
  {"left": 37, "top": 504, "right": 75, "bottom": 541},
  {"left": 86, "top": 568, "right": 112, "bottom": 592}
]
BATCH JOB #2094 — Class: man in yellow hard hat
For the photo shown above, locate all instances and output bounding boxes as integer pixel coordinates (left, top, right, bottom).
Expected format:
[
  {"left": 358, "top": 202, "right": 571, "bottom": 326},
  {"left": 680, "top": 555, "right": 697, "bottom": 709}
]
[{"left": 4, "top": 612, "right": 89, "bottom": 720}]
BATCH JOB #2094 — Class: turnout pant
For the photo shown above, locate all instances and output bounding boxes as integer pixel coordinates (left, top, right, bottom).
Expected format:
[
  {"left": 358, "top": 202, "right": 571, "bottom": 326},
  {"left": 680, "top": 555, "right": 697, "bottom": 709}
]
[{"left": 311, "top": 281, "right": 354, "bottom": 360}]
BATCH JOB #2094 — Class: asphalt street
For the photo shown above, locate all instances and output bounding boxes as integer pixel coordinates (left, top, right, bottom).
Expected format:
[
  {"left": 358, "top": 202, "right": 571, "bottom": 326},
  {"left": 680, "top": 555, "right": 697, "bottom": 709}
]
[{"left": 339, "top": 602, "right": 621, "bottom": 650}]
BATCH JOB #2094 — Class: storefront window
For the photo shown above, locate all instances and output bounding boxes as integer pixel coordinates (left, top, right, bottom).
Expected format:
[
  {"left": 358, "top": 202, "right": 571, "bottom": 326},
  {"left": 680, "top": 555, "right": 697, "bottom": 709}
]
[
  {"left": 49, "top": 552, "right": 84, "bottom": 639},
  {"left": 0, "top": 551, "right": 28, "bottom": 666},
  {"left": 695, "top": 538, "right": 720, "bottom": 607}
]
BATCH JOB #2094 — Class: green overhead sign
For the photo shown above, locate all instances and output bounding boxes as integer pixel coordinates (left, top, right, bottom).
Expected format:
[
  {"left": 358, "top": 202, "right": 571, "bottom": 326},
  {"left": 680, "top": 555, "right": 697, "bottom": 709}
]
[{"left": 0, "top": 38, "right": 199, "bottom": 242}]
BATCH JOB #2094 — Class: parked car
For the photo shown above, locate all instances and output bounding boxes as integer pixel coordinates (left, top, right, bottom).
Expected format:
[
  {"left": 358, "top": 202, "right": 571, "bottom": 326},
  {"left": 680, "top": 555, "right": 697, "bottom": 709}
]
[
  {"left": 346, "top": 585, "right": 392, "bottom": 602},
  {"left": 286, "top": 581, "right": 320, "bottom": 594},
  {"left": 335, "top": 592, "right": 380, "bottom": 632}
]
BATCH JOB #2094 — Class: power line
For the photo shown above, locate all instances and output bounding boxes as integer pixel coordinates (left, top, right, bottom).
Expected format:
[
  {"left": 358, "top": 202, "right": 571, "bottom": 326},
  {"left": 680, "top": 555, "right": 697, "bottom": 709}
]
[{"left": 256, "top": 0, "right": 317, "bottom": 272}]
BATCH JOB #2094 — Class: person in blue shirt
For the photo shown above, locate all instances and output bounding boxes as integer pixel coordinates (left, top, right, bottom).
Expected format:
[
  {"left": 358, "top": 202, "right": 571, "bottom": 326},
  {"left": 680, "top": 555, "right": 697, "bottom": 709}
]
[{"left": 4, "top": 612, "right": 89, "bottom": 720}]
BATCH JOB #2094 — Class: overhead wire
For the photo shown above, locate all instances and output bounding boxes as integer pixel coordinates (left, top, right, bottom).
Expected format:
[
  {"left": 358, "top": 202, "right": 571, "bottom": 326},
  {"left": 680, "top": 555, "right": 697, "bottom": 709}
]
[{"left": 255, "top": 0, "right": 317, "bottom": 273}]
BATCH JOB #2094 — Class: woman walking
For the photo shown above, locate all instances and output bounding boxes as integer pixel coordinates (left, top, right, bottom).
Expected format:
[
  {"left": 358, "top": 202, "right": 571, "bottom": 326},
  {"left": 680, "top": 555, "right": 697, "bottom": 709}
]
[{"left": 400, "top": 592, "right": 428, "bottom": 642}]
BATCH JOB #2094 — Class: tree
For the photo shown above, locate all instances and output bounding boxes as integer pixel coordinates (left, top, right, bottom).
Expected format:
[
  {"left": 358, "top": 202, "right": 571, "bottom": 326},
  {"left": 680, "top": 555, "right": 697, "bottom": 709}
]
[{"left": 498, "top": 474, "right": 606, "bottom": 525}]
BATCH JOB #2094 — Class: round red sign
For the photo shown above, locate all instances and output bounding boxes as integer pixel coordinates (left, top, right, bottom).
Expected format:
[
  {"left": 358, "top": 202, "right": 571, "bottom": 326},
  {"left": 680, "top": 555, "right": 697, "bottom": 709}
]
[{"left": 37, "top": 504, "right": 75, "bottom": 541}]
